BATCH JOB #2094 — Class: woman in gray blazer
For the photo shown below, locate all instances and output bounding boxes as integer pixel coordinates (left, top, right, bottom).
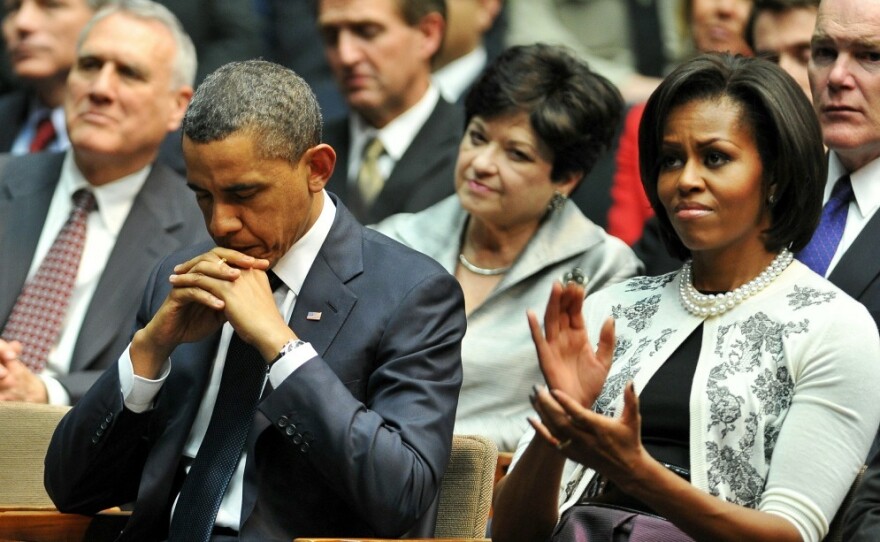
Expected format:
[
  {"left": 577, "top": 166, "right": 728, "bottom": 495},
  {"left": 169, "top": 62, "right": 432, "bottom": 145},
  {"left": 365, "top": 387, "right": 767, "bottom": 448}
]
[{"left": 373, "top": 44, "right": 642, "bottom": 451}]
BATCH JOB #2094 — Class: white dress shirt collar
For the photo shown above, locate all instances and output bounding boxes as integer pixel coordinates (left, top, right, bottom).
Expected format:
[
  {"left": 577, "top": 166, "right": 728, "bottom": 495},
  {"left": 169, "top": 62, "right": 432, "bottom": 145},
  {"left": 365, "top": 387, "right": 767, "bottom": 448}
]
[
  {"left": 828, "top": 151, "right": 880, "bottom": 220},
  {"left": 270, "top": 190, "right": 337, "bottom": 295},
  {"left": 347, "top": 84, "right": 441, "bottom": 180},
  {"left": 59, "top": 150, "right": 152, "bottom": 236},
  {"left": 433, "top": 45, "right": 487, "bottom": 103}
]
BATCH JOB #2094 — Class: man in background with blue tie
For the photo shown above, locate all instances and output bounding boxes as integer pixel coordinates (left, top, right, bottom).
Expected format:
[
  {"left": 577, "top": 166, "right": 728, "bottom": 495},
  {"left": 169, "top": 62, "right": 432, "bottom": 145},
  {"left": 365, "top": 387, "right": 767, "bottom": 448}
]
[
  {"left": 809, "top": 1, "right": 880, "bottom": 538},
  {"left": 0, "top": 0, "right": 205, "bottom": 405},
  {"left": 44, "top": 59, "right": 466, "bottom": 540},
  {"left": 798, "top": 0, "right": 880, "bottom": 331}
]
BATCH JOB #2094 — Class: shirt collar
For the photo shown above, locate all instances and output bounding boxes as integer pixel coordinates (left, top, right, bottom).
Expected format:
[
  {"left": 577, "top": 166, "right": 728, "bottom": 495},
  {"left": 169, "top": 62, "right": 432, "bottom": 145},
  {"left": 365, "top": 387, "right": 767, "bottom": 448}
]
[
  {"left": 433, "top": 46, "right": 487, "bottom": 103},
  {"left": 270, "top": 190, "right": 337, "bottom": 296},
  {"left": 59, "top": 150, "right": 152, "bottom": 235},
  {"left": 829, "top": 151, "right": 880, "bottom": 220},
  {"left": 349, "top": 84, "right": 441, "bottom": 162}
]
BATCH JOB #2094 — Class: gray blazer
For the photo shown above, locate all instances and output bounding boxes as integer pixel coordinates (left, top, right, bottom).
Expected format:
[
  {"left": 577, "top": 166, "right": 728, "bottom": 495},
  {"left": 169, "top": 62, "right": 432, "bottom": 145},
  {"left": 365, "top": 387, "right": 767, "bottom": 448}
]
[
  {"left": 373, "top": 195, "right": 643, "bottom": 450},
  {"left": 45, "top": 196, "right": 466, "bottom": 541},
  {"left": 0, "top": 151, "right": 207, "bottom": 402}
]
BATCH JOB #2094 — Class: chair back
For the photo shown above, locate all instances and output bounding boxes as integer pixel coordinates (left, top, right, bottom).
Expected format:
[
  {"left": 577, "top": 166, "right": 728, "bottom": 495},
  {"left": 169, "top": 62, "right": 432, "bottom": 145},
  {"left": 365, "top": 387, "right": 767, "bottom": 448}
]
[
  {"left": 825, "top": 464, "right": 868, "bottom": 542},
  {"left": 0, "top": 402, "right": 70, "bottom": 508},
  {"left": 434, "top": 434, "right": 498, "bottom": 538}
]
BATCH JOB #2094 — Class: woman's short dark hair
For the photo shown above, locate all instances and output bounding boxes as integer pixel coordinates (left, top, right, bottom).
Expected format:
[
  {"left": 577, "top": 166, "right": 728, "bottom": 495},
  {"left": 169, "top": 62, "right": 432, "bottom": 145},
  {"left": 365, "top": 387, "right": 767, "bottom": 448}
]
[
  {"left": 638, "top": 53, "right": 825, "bottom": 260},
  {"left": 464, "top": 43, "right": 623, "bottom": 186}
]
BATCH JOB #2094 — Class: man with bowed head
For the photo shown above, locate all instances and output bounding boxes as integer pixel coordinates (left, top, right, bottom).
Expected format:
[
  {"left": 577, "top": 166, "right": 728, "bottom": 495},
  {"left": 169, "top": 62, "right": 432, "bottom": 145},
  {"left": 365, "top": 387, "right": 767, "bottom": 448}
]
[{"left": 44, "top": 59, "right": 466, "bottom": 541}]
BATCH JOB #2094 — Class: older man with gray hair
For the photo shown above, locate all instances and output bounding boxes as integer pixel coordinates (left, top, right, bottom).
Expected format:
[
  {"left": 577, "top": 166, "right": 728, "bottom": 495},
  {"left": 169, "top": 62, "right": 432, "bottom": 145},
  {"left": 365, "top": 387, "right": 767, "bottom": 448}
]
[{"left": 0, "top": 0, "right": 206, "bottom": 405}]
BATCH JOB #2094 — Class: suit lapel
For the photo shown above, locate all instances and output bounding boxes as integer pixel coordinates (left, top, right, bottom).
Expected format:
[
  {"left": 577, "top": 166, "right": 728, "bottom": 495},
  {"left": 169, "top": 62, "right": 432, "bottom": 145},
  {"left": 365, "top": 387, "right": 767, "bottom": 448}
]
[
  {"left": 289, "top": 197, "right": 362, "bottom": 357},
  {"left": 828, "top": 208, "right": 880, "bottom": 302},
  {"left": 0, "top": 153, "right": 65, "bottom": 324},
  {"left": 71, "top": 164, "right": 192, "bottom": 371},
  {"left": 371, "top": 98, "right": 462, "bottom": 220}
]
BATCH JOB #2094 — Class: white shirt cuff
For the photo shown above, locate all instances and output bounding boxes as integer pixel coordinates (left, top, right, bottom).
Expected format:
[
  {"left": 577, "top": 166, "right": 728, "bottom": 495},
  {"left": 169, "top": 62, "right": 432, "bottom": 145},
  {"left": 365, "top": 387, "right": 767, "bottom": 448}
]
[
  {"left": 119, "top": 344, "right": 170, "bottom": 413},
  {"left": 40, "top": 374, "right": 71, "bottom": 406},
  {"left": 268, "top": 341, "right": 317, "bottom": 388}
]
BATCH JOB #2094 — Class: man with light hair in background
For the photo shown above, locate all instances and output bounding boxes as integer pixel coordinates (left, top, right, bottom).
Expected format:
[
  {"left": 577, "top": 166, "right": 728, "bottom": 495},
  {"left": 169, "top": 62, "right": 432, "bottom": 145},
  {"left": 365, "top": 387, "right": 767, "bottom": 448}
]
[{"left": 0, "top": 0, "right": 206, "bottom": 405}]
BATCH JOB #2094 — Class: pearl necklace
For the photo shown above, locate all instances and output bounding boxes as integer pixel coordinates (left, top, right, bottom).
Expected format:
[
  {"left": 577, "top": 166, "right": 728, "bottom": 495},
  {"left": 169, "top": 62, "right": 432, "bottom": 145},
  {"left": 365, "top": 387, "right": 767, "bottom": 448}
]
[
  {"left": 678, "top": 248, "right": 793, "bottom": 318},
  {"left": 458, "top": 253, "right": 511, "bottom": 276}
]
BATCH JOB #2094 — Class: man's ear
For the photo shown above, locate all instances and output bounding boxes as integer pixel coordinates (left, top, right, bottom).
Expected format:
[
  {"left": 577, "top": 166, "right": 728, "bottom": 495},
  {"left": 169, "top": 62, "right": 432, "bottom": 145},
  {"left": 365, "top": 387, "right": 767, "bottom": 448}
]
[
  {"left": 417, "top": 11, "right": 446, "bottom": 63},
  {"left": 305, "top": 143, "right": 337, "bottom": 193},
  {"left": 167, "top": 85, "right": 194, "bottom": 132}
]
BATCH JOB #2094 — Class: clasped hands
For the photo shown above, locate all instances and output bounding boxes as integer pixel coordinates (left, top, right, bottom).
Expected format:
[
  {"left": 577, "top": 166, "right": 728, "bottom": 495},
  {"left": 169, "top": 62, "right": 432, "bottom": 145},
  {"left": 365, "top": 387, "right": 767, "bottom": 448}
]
[
  {"left": 131, "top": 248, "right": 295, "bottom": 379},
  {"left": 526, "top": 281, "right": 647, "bottom": 484},
  {"left": 0, "top": 338, "right": 48, "bottom": 403}
]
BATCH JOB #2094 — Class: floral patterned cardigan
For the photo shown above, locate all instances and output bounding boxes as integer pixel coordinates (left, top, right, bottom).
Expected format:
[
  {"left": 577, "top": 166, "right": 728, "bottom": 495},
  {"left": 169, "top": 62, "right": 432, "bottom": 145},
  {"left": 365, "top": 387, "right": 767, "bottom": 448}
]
[{"left": 511, "top": 259, "right": 880, "bottom": 542}]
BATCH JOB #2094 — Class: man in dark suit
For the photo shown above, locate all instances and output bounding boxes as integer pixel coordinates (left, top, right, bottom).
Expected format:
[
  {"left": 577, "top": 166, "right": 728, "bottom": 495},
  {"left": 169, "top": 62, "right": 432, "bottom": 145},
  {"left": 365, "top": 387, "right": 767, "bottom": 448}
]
[
  {"left": 810, "top": 0, "right": 880, "bottom": 538},
  {"left": 317, "top": 0, "right": 462, "bottom": 224},
  {"left": 0, "top": 0, "right": 112, "bottom": 154},
  {"left": 44, "top": 59, "right": 466, "bottom": 540},
  {"left": 802, "top": 0, "right": 880, "bottom": 331},
  {"left": 0, "top": 1, "right": 204, "bottom": 405}
]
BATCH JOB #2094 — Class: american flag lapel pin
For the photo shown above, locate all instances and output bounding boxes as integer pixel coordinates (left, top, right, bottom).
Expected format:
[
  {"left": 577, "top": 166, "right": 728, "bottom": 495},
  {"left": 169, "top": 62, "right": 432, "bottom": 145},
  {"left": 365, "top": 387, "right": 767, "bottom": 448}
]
[{"left": 306, "top": 311, "right": 322, "bottom": 321}]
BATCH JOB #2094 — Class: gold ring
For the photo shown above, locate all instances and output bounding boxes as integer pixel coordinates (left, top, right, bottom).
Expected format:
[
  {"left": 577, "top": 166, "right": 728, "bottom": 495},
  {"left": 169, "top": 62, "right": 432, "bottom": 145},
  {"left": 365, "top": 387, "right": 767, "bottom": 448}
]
[
  {"left": 218, "top": 258, "right": 227, "bottom": 266},
  {"left": 556, "top": 439, "right": 572, "bottom": 451}
]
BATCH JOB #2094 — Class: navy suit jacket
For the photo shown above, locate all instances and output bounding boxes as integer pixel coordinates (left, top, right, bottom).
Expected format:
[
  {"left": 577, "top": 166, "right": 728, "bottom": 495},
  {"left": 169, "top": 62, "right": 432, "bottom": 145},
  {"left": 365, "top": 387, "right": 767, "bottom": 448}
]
[
  {"left": 0, "top": 151, "right": 207, "bottom": 402},
  {"left": 44, "top": 196, "right": 466, "bottom": 541},
  {"left": 323, "top": 97, "right": 463, "bottom": 224}
]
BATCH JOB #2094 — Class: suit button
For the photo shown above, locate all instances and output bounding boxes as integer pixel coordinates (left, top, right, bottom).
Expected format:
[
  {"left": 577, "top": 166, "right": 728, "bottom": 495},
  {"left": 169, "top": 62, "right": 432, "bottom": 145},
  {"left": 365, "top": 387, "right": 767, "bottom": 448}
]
[
  {"left": 299, "top": 443, "right": 310, "bottom": 453},
  {"left": 100, "top": 421, "right": 109, "bottom": 430},
  {"left": 96, "top": 428, "right": 104, "bottom": 436},
  {"left": 277, "top": 416, "right": 289, "bottom": 428},
  {"left": 92, "top": 436, "right": 100, "bottom": 444},
  {"left": 285, "top": 426, "right": 295, "bottom": 436},
  {"left": 292, "top": 433, "right": 303, "bottom": 445}
]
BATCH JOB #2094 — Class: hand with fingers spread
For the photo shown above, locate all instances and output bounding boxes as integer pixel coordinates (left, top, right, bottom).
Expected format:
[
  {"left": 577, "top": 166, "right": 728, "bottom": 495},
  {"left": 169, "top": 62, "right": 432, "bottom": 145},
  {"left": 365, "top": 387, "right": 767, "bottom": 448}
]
[{"left": 527, "top": 281, "right": 616, "bottom": 408}]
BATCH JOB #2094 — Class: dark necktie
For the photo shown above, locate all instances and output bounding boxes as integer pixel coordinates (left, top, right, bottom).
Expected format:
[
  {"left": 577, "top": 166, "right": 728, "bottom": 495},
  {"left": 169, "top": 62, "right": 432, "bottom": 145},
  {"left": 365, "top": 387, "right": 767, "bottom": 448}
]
[
  {"left": 168, "top": 271, "right": 284, "bottom": 542},
  {"left": 29, "top": 115, "right": 57, "bottom": 152},
  {"left": 797, "top": 175, "right": 854, "bottom": 276},
  {"left": 1, "top": 189, "right": 96, "bottom": 372}
]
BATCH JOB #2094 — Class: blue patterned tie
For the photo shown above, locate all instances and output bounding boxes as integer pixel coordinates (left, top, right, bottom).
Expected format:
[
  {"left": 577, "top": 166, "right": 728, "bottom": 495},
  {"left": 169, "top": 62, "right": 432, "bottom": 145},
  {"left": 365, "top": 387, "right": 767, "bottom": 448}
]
[
  {"left": 797, "top": 175, "right": 853, "bottom": 276},
  {"left": 168, "top": 272, "right": 283, "bottom": 541}
]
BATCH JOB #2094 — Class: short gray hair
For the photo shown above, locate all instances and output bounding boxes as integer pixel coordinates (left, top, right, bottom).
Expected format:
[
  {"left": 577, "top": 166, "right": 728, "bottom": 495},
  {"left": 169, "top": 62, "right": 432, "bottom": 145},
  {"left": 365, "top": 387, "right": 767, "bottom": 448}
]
[
  {"left": 183, "top": 60, "right": 323, "bottom": 164},
  {"left": 86, "top": 0, "right": 117, "bottom": 9},
  {"left": 78, "top": 0, "right": 197, "bottom": 88}
]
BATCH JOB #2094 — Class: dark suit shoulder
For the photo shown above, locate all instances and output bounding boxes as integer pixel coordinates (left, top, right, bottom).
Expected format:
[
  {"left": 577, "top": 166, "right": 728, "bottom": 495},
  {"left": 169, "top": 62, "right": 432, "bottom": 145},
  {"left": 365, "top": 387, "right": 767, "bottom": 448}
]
[
  {"left": 0, "top": 91, "right": 29, "bottom": 152},
  {"left": 362, "top": 226, "right": 453, "bottom": 282}
]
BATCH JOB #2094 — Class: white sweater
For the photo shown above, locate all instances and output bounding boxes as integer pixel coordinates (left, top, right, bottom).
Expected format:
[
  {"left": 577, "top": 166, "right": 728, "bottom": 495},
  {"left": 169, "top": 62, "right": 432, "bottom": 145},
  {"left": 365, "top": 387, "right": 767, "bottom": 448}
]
[{"left": 512, "top": 260, "right": 880, "bottom": 542}]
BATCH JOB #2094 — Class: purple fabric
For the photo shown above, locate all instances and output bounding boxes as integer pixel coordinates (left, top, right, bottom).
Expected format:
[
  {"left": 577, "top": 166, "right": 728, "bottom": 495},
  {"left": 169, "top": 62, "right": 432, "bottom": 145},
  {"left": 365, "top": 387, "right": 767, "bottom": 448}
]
[
  {"left": 798, "top": 175, "right": 853, "bottom": 276},
  {"left": 551, "top": 504, "right": 695, "bottom": 542}
]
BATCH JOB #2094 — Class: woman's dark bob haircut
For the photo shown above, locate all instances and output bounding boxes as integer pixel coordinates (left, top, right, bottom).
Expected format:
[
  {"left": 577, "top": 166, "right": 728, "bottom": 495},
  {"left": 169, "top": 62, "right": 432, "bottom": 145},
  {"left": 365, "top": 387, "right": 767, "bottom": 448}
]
[
  {"left": 464, "top": 43, "right": 623, "bottom": 187},
  {"left": 638, "top": 53, "right": 825, "bottom": 260}
]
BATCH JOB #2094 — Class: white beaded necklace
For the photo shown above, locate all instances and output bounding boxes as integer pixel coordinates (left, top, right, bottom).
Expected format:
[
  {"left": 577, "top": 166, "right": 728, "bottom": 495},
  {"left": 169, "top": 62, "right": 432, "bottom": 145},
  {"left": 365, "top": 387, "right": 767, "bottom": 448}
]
[{"left": 678, "top": 248, "right": 794, "bottom": 318}]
